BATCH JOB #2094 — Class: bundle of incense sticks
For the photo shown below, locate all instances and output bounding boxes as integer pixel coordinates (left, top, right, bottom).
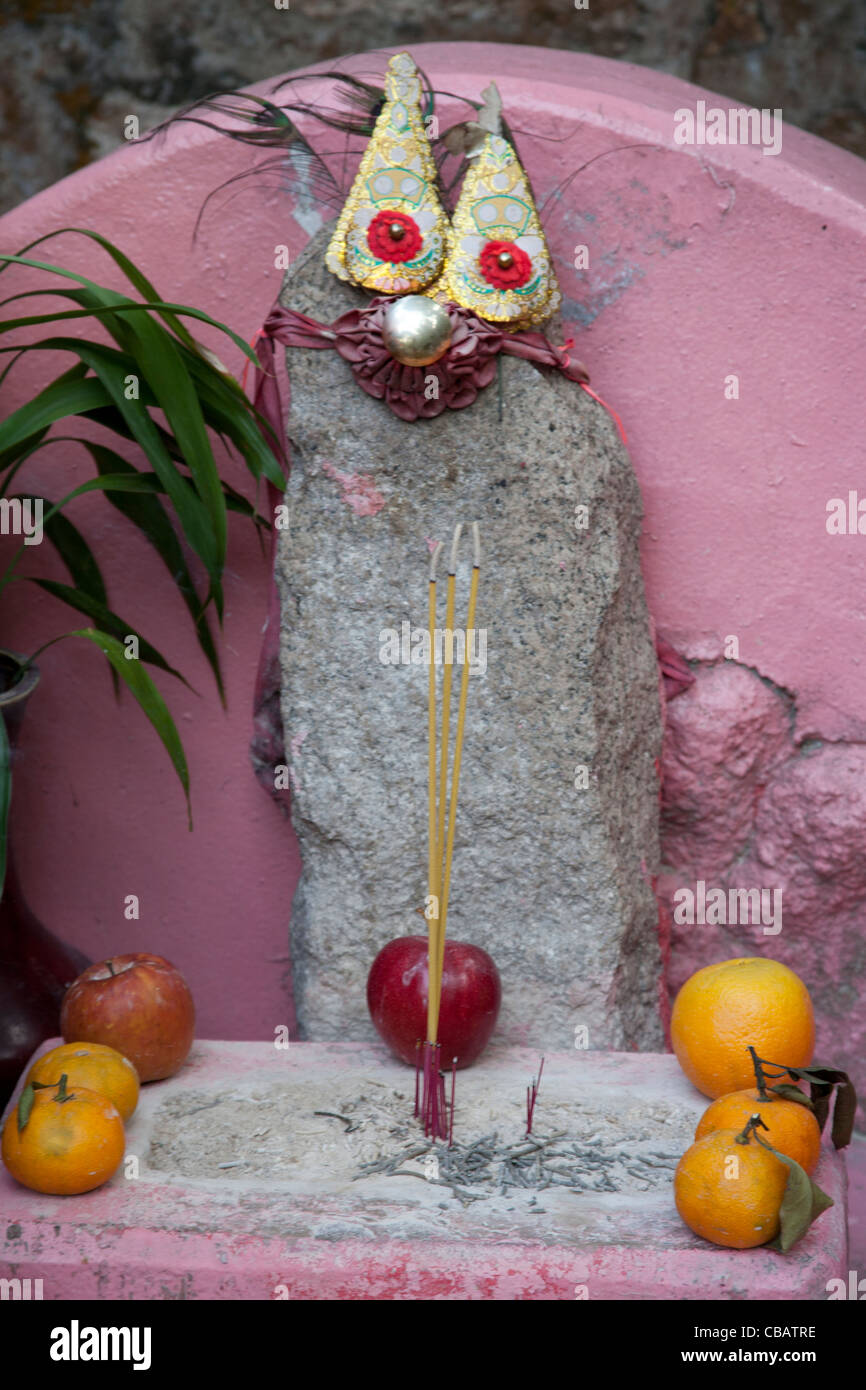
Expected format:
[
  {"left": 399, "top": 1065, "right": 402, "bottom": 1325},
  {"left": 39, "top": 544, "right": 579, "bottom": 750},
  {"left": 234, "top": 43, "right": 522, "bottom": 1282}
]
[{"left": 415, "top": 522, "right": 481, "bottom": 1141}]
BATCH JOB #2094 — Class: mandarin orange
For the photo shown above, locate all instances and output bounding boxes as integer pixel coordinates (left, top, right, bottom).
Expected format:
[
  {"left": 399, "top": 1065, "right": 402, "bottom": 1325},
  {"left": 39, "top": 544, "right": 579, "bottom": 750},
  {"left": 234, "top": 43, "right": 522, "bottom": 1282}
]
[
  {"left": 674, "top": 1128, "right": 789, "bottom": 1249},
  {"left": 671, "top": 957, "right": 814, "bottom": 1098},
  {"left": 695, "top": 1088, "right": 821, "bottom": 1175},
  {"left": 27, "top": 1042, "right": 139, "bottom": 1122},
  {"left": 1, "top": 1079, "right": 125, "bottom": 1195}
]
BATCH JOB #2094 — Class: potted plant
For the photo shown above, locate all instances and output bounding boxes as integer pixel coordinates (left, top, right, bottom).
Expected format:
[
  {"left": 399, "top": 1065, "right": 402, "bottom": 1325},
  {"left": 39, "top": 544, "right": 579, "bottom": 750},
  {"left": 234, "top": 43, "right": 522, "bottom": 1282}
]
[{"left": 0, "top": 229, "right": 284, "bottom": 1101}]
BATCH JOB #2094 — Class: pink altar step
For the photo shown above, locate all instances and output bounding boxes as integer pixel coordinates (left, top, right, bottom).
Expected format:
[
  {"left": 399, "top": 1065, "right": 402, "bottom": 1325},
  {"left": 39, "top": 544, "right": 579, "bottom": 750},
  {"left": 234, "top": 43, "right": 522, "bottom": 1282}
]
[{"left": 0, "top": 1040, "right": 848, "bottom": 1300}]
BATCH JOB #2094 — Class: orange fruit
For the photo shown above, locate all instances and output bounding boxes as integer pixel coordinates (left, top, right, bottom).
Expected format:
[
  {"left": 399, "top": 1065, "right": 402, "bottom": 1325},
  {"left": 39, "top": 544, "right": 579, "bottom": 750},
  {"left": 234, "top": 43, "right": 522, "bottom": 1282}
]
[
  {"left": 674, "top": 1128, "right": 789, "bottom": 1248},
  {"left": 670, "top": 957, "right": 814, "bottom": 1098},
  {"left": 695, "top": 1089, "right": 821, "bottom": 1175},
  {"left": 1, "top": 1081, "right": 125, "bottom": 1195},
  {"left": 27, "top": 1042, "right": 139, "bottom": 1122}
]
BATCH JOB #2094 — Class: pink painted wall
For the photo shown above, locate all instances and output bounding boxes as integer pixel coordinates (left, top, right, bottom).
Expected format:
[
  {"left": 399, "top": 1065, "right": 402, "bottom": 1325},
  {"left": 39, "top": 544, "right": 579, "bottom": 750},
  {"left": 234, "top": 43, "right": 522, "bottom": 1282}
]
[{"left": 1, "top": 45, "right": 865, "bottom": 1058}]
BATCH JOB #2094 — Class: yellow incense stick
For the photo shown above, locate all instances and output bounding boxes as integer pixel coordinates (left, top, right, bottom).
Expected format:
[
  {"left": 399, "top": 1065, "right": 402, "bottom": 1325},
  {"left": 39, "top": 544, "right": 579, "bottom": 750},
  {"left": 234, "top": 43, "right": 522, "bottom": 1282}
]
[
  {"left": 432, "top": 522, "right": 481, "bottom": 1040},
  {"left": 426, "top": 541, "right": 444, "bottom": 1045},
  {"left": 433, "top": 525, "right": 462, "bottom": 1035},
  {"left": 436, "top": 524, "right": 461, "bottom": 880}
]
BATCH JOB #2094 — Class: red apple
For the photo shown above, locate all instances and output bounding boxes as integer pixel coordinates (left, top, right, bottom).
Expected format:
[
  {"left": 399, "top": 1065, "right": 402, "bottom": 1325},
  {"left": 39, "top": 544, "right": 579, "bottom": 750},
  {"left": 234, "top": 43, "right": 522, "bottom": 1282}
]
[
  {"left": 61, "top": 953, "right": 195, "bottom": 1082},
  {"left": 367, "top": 935, "right": 501, "bottom": 1068}
]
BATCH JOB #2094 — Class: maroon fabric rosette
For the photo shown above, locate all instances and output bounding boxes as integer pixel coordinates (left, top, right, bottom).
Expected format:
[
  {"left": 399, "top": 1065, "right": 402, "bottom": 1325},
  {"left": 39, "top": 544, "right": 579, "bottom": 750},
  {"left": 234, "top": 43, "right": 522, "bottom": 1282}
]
[
  {"left": 252, "top": 295, "right": 590, "bottom": 430},
  {"left": 333, "top": 298, "right": 505, "bottom": 420}
]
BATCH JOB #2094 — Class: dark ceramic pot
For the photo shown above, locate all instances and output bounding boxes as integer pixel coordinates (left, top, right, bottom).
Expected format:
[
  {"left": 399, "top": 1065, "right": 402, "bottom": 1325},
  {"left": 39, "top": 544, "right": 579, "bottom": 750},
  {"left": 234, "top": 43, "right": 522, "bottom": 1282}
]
[{"left": 0, "top": 651, "right": 90, "bottom": 1108}]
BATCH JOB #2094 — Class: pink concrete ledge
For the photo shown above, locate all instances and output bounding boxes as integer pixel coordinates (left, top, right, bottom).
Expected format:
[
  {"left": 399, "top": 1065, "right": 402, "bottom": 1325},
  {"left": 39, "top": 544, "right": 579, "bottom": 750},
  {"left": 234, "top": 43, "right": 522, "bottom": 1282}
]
[{"left": 0, "top": 1041, "right": 848, "bottom": 1300}]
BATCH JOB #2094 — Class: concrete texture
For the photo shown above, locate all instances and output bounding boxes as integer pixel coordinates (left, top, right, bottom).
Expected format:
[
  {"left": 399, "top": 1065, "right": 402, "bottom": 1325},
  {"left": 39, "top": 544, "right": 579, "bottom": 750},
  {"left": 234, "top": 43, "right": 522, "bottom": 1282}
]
[
  {"left": 660, "top": 663, "right": 792, "bottom": 878},
  {"left": 0, "top": 1039, "right": 849, "bottom": 1300},
  {"left": 660, "top": 661, "right": 866, "bottom": 1124},
  {"left": 275, "top": 227, "right": 663, "bottom": 1051},
  {"left": 1, "top": 1, "right": 864, "bottom": 217},
  {"left": 847, "top": 1135, "right": 866, "bottom": 1277}
]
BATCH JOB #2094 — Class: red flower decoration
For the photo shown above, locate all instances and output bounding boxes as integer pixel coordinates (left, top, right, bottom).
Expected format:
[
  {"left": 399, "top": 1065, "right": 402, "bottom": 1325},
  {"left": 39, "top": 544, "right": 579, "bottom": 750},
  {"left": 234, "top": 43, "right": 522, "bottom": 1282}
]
[
  {"left": 479, "top": 240, "right": 532, "bottom": 289},
  {"left": 367, "top": 210, "right": 423, "bottom": 264}
]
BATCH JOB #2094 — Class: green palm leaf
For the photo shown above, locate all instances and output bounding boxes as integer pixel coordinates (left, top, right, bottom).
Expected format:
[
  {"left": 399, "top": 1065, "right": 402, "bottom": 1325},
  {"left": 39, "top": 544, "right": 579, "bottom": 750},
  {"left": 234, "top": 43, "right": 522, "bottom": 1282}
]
[
  {"left": 0, "top": 235, "right": 288, "bottom": 835},
  {"left": 0, "top": 229, "right": 200, "bottom": 351},
  {"left": 0, "top": 251, "right": 263, "bottom": 365},
  {"left": 0, "top": 376, "right": 112, "bottom": 450},
  {"left": 25, "top": 494, "right": 107, "bottom": 603},
  {"left": 80, "top": 443, "right": 224, "bottom": 701},
  {"left": 55, "top": 629, "right": 192, "bottom": 827},
  {"left": 27, "top": 580, "right": 191, "bottom": 688},
  {"left": 30, "top": 337, "right": 219, "bottom": 598}
]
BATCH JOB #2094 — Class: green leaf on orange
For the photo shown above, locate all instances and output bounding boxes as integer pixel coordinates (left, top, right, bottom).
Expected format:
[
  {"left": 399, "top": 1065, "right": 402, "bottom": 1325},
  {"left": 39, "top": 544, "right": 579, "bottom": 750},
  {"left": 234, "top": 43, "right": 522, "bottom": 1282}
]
[
  {"left": 767, "top": 1083, "right": 816, "bottom": 1109},
  {"left": 753, "top": 1134, "right": 834, "bottom": 1253},
  {"left": 831, "top": 1081, "right": 857, "bottom": 1151},
  {"left": 17, "top": 1082, "right": 35, "bottom": 1132}
]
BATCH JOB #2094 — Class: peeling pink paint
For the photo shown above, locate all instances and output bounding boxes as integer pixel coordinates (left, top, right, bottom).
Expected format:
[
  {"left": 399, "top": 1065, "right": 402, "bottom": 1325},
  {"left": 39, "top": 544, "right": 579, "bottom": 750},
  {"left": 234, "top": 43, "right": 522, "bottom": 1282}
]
[
  {"left": 321, "top": 461, "right": 386, "bottom": 517},
  {"left": 659, "top": 661, "right": 866, "bottom": 1123}
]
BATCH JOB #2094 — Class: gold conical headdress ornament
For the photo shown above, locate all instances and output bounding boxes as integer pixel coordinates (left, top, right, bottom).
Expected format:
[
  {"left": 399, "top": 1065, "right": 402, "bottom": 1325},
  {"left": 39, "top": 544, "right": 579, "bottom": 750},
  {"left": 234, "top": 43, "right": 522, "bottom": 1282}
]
[
  {"left": 325, "top": 53, "right": 449, "bottom": 294},
  {"left": 435, "top": 84, "right": 560, "bottom": 330}
]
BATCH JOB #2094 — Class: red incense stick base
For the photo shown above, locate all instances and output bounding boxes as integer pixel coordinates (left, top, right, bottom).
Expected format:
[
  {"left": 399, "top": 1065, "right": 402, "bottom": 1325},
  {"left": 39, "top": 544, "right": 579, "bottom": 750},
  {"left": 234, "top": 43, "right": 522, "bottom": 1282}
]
[{"left": 414, "top": 1041, "right": 456, "bottom": 1143}]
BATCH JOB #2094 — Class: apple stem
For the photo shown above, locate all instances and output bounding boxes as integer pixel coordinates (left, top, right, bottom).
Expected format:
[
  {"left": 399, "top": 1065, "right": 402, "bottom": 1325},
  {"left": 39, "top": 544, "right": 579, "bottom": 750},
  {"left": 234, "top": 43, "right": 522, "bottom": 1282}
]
[
  {"left": 525, "top": 1056, "right": 545, "bottom": 1135},
  {"left": 106, "top": 959, "right": 116, "bottom": 977}
]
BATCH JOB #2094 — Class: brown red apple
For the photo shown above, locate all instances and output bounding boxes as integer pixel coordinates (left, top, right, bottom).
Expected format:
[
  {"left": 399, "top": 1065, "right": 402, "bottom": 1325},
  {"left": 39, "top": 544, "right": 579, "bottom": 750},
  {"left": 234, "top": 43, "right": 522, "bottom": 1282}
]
[
  {"left": 61, "top": 953, "right": 195, "bottom": 1082},
  {"left": 367, "top": 935, "right": 501, "bottom": 1068}
]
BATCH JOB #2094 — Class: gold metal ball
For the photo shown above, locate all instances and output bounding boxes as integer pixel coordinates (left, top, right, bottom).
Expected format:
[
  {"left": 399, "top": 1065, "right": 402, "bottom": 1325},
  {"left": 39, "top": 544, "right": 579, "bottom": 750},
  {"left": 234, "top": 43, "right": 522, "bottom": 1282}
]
[
  {"left": 381, "top": 296, "right": 452, "bottom": 367},
  {"left": 497, "top": 250, "right": 514, "bottom": 269},
  {"left": 389, "top": 221, "right": 406, "bottom": 241}
]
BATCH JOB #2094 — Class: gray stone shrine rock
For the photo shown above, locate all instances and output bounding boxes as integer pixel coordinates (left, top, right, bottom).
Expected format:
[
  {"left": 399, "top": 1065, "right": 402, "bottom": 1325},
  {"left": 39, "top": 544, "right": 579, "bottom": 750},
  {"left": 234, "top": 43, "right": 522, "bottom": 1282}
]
[{"left": 275, "top": 226, "right": 664, "bottom": 1053}]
